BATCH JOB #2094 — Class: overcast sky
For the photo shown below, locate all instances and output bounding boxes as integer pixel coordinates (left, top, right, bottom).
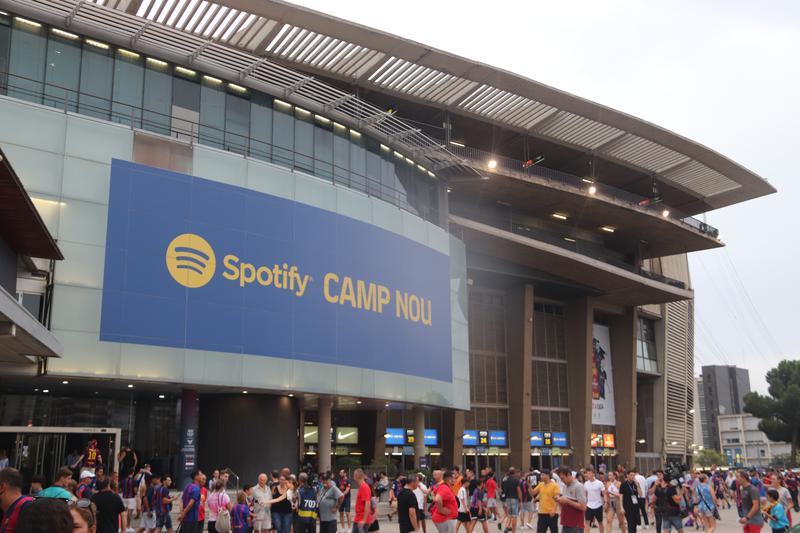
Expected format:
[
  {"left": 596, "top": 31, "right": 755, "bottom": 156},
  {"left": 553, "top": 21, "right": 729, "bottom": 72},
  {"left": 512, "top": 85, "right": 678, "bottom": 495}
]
[{"left": 293, "top": 0, "right": 799, "bottom": 393}]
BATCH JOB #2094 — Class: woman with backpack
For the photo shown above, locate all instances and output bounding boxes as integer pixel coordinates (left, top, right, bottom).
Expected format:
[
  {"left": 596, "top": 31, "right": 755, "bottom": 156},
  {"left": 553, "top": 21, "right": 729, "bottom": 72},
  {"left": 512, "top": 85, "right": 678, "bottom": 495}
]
[{"left": 208, "top": 480, "right": 232, "bottom": 533}]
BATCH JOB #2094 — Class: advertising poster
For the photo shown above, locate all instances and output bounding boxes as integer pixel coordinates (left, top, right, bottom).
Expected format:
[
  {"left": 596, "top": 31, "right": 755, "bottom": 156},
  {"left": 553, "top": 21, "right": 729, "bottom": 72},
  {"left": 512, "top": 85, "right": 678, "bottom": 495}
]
[{"left": 591, "top": 324, "right": 616, "bottom": 425}]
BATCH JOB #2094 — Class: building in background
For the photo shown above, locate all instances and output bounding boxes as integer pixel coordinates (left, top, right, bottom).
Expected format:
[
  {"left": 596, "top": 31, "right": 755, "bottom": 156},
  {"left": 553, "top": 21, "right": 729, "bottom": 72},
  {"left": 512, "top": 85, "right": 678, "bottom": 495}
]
[
  {"left": 700, "top": 365, "right": 751, "bottom": 451},
  {"left": 719, "top": 414, "right": 791, "bottom": 468},
  {"left": 0, "top": 0, "right": 774, "bottom": 483}
]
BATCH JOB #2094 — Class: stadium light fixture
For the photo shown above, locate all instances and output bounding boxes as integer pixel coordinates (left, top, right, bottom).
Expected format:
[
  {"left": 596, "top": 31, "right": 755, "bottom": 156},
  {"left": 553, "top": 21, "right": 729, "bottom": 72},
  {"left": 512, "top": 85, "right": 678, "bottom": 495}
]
[
  {"left": 85, "top": 38, "right": 109, "bottom": 49},
  {"left": 14, "top": 17, "right": 41, "bottom": 28},
  {"left": 588, "top": 185, "right": 597, "bottom": 195},
  {"left": 552, "top": 213, "right": 568, "bottom": 221},
  {"left": 487, "top": 159, "right": 498, "bottom": 169},
  {"left": 51, "top": 28, "right": 79, "bottom": 40}
]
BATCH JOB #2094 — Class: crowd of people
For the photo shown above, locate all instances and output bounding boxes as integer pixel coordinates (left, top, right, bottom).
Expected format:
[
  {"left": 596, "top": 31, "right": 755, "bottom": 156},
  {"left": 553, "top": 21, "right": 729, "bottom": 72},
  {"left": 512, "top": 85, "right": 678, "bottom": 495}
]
[{"left": 0, "top": 460, "right": 798, "bottom": 533}]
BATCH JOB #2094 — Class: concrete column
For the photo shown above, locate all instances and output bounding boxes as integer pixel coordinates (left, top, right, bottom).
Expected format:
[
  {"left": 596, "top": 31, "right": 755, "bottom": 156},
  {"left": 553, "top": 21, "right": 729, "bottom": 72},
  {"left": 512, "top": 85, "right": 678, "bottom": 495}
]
[
  {"left": 369, "top": 409, "right": 388, "bottom": 465},
  {"left": 178, "top": 389, "right": 199, "bottom": 489},
  {"left": 564, "top": 297, "right": 593, "bottom": 467},
  {"left": 610, "top": 308, "right": 637, "bottom": 467},
  {"left": 507, "top": 284, "right": 534, "bottom": 470},
  {"left": 442, "top": 409, "right": 465, "bottom": 468},
  {"left": 318, "top": 397, "right": 333, "bottom": 473},
  {"left": 413, "top": 406, "right": 426, "bottom": 468}
]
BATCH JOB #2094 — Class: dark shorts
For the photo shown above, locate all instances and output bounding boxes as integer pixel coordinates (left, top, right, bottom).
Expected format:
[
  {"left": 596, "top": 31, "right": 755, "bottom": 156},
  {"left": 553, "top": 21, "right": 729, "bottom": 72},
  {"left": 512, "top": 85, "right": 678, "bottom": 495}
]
[
  {"left": 341, "top": 496, "right": 351, "bottom": 513},
  {"left": 585, "top": 507, "right": 603, "bottom": 523},
  {"left": 458, "top": 513, "right": 471, "bottom": 523},
  {"left": 156, "top": 513, "right": 173, "bottom": 529}
]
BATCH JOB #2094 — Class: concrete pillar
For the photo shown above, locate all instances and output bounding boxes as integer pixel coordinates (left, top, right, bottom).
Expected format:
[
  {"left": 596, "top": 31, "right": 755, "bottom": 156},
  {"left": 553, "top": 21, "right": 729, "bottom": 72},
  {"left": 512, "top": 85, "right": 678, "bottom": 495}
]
[
  {"left": 370, "top": 409, "right": 388, "bottom": 466},
  {"left": 564, "top": 297, "right": 593, "bottom": 467},
  {"left": 318, "top": 397, "right": 333, "bottom": 473},
  {"left": 413, "top": 406, "right": 426, "bottom": 468},
  {"left": 178, "top": 389, "right": 199, "bottom": 489},
  {"left": 442, "top": 409, "right": 465, "bottom": 468},
  {"left": 610, "top": 308, "right": 637, "bottom": 467},
  {"left": 507, "top": 284, "right": 534, "bottom": 470}
]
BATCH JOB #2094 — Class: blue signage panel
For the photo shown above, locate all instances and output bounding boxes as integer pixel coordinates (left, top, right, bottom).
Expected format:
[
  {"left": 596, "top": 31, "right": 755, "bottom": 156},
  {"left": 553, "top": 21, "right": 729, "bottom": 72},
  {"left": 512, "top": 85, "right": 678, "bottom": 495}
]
[
  {"left": 463, "top": 430, "right": 478, "bottom": 446},
  {"left": 100, "top": 160, "right": 453, "bottom": 380},
  {"left": 424, "top": 428, "right": 439, "bottom": 446},
  {"left": 552, "top": 432, "right": 568, "bottom": 447},
  {"left": 385, "top": 428, "right": 404, "bottom": 445},
  {"left": 530, "top": 432, "right": 544, "bottom": 447},
  {"left": 489, "top": 430, "right": 507, "bottom": 447}
]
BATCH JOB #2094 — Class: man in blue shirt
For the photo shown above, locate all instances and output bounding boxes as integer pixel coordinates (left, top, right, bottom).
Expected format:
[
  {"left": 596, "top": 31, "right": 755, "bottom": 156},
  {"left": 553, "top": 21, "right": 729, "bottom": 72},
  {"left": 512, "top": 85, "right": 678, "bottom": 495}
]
[{"left": 180, "top": 471, "right": 204, "bottom": 533}]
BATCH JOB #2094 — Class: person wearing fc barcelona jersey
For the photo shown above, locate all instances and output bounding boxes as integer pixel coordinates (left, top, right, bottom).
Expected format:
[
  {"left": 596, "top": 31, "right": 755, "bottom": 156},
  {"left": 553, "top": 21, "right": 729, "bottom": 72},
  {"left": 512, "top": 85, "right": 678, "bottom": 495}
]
[
  {"left": 120, "top": 470, "right": 138, "bottom": 527},
  {"left": 180, "top": 471, "right": 204, "bottom": 533},
  {"left": 0, "top": 468, "right": 35, "bottom": 533},
  {"left": 72, "top": 439, "right": 103, "bottom": 474},
  {"left": 77, "top": 471, "right": 96, "bottom": 501},
  {"left": 157, "top": 476, "right": 176, "bottom": 532}
]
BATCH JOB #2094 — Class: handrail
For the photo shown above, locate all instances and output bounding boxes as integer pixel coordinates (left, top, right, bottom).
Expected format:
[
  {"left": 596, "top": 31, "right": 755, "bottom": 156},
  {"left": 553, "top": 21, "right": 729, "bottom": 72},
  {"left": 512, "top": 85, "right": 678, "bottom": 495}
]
[
  {"left": 0, "top": 71, "right": 440, "bottom": 224},
  {"left": 440, "top": 140, "right": 719, "bottom": 239}
]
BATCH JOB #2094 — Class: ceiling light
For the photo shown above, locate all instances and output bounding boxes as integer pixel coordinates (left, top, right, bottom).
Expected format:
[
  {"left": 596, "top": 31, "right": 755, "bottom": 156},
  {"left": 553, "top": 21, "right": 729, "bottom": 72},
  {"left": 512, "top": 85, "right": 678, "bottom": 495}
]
[
  {"left": 175, "top": 66, "right": 196, "bottom": 77},
  {"left": 226, "top": 83, "right": 247, "bottom": 93},
  {"left": 552, "top": 213, "right": 568, "bottom": 221},
  {"left": 202, "top": 75, "right": 222, "bottom": 84},
  {"left": 582, "top": 178, "right": 594, "bottom": 184},
  {"left": 564, "top": 237, "right": 576, "bottom": 243},
  {"left": 333, "top": 122, "right": 346, "bottom": 131},
  {"left": 314, "top": 114, "right": 330, "bottom": 124},
  {"left": 242, "top": 390, "right": 248, "bottom": 394},
  {"left": 288, "top": 393, "right": 294, "bottom": 397},
  {"left": 637, "top": 438, "right": 646, "bottom": 444},
  {"left": 688, "top": 408, "right": 695, "bottom": 414},
  {"left": 117, "top": 49, "right": 140, "bottom": 59},
  {"left": 670, "top": 441, "right": 678, "bottom": 446},
  {"left": 350, "top": 130, "right": 362, "bottom": 139},
  {"left": 404, "top": 157, "right": 414, "bottom": 165},
  {"left": 449, "top": 140, "right": 465, "bottom": 148},
  {"left": 14, "top": 17, "right": 42, "bottom": 28},
  {"left": 34, "top": 388, "right": 39, "bottom": 392},
  {"left": 127, "top": 384, "right": 134, "bottom": 388},
  {"left": 427, "top": 171, "right": 436, "bottom": 178},
  {"left": 85, "top": 38, "right": 109, "bottom": 49},
  {"left": 356, "top": 400, "right": 362, "bottom": 405},
  {"left": 158, "top": 394, "right": 166, "bottom": 399},
  {"left": 42, "top": 389, "right": 49, "bottom": 393},
  {"left": 61, "top": 380, "right": 69, "bottom": 384},
  {"left": 487, "top": 159, "right": 498, "bottom": 169},
  {"left": 295, "top": 106, "right": 311, "bottom": 117},
  {"left": 601, "top": 226, "right": 615, "bottom": 233},
  {"left": 146, "top": 57, "right": 168, "bottom": 67},
  {"left": 51, "top": 28, "right": 79, "bottom": 40},
  {"left": 661, "top": 209, "right": 670, "bottom": 218},
  {"left": 588, "top": 185, "right": 597, "bottom": 195},
  {"left": 447, "top": 187, "right": 452, "bottom": 193},
  {"left": 417, "top": 164, "right": 427, "bottom": 172},
  {"left": 385, "top": 402, "right": 390, "bottom": 407},
  {"left": 0, "top": 11, "right": 8, "bottom": 16},
  {"left": 394, "top": 150, "right": 404, "bottom": 159}
]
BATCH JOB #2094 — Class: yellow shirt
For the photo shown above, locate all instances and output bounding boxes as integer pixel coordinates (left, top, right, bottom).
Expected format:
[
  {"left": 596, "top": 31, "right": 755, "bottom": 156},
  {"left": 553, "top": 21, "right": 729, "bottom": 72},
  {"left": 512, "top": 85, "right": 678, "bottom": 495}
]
[{"left": 536, "top": 481, "right": 561, "bottom": 515}]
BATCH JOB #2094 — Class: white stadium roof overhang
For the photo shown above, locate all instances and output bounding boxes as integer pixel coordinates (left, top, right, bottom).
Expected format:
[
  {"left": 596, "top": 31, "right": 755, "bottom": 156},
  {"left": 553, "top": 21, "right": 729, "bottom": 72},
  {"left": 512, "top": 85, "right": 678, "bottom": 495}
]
[{"left": 2, "top": 0, "right": 775, "bottom": 213}]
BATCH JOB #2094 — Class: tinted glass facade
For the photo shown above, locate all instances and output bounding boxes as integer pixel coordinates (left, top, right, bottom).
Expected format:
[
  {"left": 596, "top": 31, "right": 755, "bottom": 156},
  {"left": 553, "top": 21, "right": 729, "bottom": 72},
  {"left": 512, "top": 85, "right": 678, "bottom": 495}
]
[{"left": 0, "top": 13, "right": 440, "bottom": 224}]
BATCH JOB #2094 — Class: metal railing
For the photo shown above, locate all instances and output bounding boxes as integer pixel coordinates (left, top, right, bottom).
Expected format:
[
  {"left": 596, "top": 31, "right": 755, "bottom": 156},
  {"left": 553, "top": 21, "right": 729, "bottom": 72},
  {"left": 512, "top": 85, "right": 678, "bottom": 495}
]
[
  {"left": 0, "top": 71, "right": 440, "bottom": 224},
  {"left": 440, "top": 140, "right": 719, "bottom": 239},
  {"left": 451, "top": 204, "right": 688, "bottom": 290}
]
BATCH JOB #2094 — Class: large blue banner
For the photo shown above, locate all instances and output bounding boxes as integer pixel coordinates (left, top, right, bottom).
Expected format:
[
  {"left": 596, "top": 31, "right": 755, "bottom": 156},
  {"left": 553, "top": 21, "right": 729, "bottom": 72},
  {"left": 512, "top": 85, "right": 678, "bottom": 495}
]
[{"left": 100, "top": 160, "right": 453, "bottom": 381}]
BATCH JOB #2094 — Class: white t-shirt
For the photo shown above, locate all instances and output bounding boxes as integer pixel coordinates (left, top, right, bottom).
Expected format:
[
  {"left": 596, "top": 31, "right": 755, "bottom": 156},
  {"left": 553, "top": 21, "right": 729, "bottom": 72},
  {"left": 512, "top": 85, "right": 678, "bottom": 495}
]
[
  {"left": 457, "top": 486, "right": 469, "bottom": 513},
  {"left": 584, "top": 479, "right": 605, "bottom": 509},
  {"left": 635, "top": 474, "right": 647, "bottom": 498},
  {"left": 414, "top": 483, "right": 428, "bottom": 510}
]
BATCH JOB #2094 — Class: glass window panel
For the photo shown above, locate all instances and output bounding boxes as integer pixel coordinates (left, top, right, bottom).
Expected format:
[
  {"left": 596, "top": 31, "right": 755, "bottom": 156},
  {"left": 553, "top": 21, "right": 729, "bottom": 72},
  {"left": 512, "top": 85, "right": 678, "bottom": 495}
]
[
  {"left": 294, "top": 109, "right": 314, "bottom": 173},
  {"left": 43, "top": 32, "right": 81, "bottom": 111},
  {"left": 365, "top": 139, "right": 381, "bottom": 197},
  {"left": 111, "top": 50, "right": 143, "bottom": 127},
  {"left": 313, "top": 121, "right": 333, "bottom": 180},
  {"left": 8, "top": 20, "right": 47, "bottom": 103},
  {"left": 78, "top": 42, "right": 113, "bottom": 119},
  {"left": 224, "top": 91, "right": 250, "bottom": 155},
  {"left": 199, "top": 78, "right": 224, "bottom": 148},
  {"left": 142, "top": 60, "right": 172, "bottom": 135},
  {"left": 332, "top": 123, "right": 349, "bottom": 186},
  {"left": 172, "top": 74, "right": 200, "bottom": 111},
  {"left": 249, "top": 92, "right": 272, "bottom": 161},
  {"left": 349, "top": 131, "right": 366, "bottom": 193},
  {"left": 0, "top": 15, "right": 9, "bottom": 93},
  {"left": 380, "top": 155, "right": 402, "bottom": 207},
  {"left": 272, "top": 102, "right": 294, "bottom": 167}
]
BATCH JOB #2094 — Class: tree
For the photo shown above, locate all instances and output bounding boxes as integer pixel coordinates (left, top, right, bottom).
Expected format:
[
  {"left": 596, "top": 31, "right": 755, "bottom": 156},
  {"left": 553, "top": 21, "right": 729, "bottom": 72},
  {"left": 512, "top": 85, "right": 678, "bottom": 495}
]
[
  {"left": 695, "top": 449, "right": 727, "bottom": 467},
  {"left": 743, "top": 359, "right": 800, "bottom": 465}
]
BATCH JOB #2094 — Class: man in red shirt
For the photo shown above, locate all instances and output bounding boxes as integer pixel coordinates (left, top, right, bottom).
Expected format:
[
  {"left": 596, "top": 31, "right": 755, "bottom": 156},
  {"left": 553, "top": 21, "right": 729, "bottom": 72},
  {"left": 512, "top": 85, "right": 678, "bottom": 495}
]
[
  {"left": 198, "top": 472, "right": 209, "bottom": 528},
  {"left": 353, "top": 469, "right": 373, "bottom": 533},
  {"left": 432, "top": 470, "right": 458, "bottom": 533},
  {"left": 485, "top": 471, "right": 499, "bottom": 521}
]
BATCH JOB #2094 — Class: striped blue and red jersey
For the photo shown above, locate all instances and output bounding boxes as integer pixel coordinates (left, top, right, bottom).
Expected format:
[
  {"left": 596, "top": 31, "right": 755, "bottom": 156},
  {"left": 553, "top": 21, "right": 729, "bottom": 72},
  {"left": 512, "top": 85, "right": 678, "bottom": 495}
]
[{"left": 120, "top": 477, "right": 137, "bottom": 499}]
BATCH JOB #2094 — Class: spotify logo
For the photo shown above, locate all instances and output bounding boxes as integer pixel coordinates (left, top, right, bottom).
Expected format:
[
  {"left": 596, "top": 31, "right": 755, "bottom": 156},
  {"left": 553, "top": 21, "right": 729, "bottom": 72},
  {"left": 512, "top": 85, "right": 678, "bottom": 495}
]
[{"left": 165, "top": 233, "right": 216, "bottom": 288}]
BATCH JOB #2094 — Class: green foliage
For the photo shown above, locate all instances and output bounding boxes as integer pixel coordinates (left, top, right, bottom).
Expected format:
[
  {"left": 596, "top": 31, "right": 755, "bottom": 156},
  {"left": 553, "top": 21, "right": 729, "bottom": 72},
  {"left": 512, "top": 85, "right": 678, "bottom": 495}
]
[
  {"left": 743, "top": 359, "right": 800, "bottom": 463},
  {"left": 695, "top": 448, "right": 727, "bottom": 467}
]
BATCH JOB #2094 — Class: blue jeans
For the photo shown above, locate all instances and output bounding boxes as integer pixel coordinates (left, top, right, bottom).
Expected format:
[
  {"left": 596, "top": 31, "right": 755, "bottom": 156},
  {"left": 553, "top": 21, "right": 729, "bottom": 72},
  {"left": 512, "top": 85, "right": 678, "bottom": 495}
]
[{"left": 273, "top": 511, "right": 293, "bottom": 533}]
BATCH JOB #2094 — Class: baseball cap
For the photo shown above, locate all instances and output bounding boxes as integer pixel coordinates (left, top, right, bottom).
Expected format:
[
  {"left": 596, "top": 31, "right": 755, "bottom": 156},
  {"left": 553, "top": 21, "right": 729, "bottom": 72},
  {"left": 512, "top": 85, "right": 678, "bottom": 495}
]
[{"left": 80, "top": 470, "right": 95, "bottom": 479}]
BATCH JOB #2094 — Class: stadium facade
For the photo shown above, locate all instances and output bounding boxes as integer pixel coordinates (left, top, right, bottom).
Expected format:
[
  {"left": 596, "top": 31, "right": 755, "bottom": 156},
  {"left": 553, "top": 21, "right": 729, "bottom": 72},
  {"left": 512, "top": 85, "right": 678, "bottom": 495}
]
[{"left": 0, "top": 0, "right": 774, "bottom": 483}]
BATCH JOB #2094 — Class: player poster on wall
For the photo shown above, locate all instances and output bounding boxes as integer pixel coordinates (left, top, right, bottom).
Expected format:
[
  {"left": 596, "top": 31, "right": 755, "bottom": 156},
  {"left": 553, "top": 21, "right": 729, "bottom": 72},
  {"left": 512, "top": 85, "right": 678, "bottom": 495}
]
[{"left": 591, "top": 324, "right": 616, "bottom": 425}]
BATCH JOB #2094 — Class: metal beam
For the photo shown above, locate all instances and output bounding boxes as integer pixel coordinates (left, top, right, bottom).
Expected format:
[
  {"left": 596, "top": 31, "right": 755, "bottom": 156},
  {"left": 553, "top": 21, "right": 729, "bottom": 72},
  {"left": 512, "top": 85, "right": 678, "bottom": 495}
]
[
  {"left": 64, "top": 0, "right": 84, "bottom": 26},
  {"left": 282, "top": 75, "right": 314, "bottom": 98}
]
